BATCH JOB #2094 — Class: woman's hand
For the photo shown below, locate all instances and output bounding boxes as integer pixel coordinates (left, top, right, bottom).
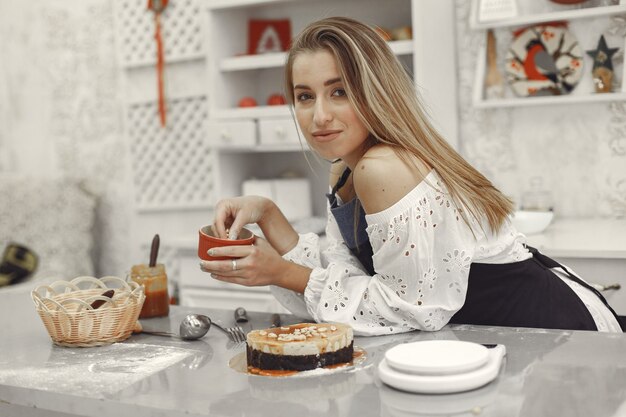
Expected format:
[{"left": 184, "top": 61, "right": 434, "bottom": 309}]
[
  {"left": 211, "top": 195, "right": 300, "bottom": 256},
  {"left": 213, "top": 196, "right": 272, "bottom": 240},
  {"left": 199, "top": 237, "right": 310, "bottom": 292}
]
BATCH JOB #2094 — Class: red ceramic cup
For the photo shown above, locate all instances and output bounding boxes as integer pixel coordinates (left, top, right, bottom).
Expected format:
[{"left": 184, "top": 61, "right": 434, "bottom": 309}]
[{"left": 198, "top": 225, "right": 255, "bottom": 261}]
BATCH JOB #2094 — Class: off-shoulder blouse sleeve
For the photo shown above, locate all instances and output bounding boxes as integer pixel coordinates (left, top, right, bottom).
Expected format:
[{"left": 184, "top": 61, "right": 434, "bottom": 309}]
[
  {"left": 274, "top": 173, "right": 479, "bottom": 336},
  {"left": 270, "top": 201, "right": 369, "bottom": 319}
]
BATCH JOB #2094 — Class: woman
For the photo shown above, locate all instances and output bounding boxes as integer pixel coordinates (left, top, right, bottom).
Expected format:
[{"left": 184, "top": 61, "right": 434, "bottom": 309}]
[{"left": 200, "top": 17, "right": 623, "bottom": 334}]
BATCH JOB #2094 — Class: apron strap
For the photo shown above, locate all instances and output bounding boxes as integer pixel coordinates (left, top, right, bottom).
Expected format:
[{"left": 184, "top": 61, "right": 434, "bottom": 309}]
[
  {"left": 526, "top": 245, "right": 625, "bottom": 331},
  {"left": 331, "top": 167, "right": 352, "bottom": 196}
]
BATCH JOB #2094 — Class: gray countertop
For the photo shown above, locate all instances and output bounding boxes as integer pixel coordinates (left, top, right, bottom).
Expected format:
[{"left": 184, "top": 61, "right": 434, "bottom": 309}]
[{"left": 1, "top": 285, "right": 625, "bottom": 417}]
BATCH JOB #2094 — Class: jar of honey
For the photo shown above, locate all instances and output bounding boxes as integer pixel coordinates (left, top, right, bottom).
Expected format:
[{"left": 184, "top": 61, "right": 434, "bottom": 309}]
[{"left": 130, "top": 263, "right": 170, "bottom": 318}]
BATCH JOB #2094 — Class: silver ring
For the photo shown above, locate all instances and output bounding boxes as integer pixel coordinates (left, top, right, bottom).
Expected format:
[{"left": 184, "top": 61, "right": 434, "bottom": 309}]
[{"left": 231, "top": 259, "right": 237, "bottom": 271}]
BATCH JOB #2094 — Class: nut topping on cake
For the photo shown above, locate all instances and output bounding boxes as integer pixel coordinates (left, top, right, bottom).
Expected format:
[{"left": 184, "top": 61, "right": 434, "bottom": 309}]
[{"left": 246, "top": 322, "right": 354, "bottom": 372}]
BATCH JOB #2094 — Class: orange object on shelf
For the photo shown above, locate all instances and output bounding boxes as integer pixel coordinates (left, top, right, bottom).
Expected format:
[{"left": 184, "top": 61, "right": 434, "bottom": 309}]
[
  {"left": 238, "top": 96, "right": 258, "bottom": 107},
  {"left": 267, "top": 94, "right": 286, "bottom": 105}
]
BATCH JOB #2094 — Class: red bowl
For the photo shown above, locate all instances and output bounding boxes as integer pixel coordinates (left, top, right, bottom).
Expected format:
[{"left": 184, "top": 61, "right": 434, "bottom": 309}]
[{"left": 198, "top": 225, "right": 255, "bottom": 261}]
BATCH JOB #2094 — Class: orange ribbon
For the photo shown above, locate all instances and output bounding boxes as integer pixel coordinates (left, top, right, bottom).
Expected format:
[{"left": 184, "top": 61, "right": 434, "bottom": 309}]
[{"left": 148, "top": 0, "right": 168, "bottom": 128}]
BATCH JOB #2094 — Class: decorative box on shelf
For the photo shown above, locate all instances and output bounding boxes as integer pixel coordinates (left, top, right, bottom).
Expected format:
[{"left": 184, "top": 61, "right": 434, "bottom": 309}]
[{"left": 470, "top": 0, "right": 626, "bottom": 108}]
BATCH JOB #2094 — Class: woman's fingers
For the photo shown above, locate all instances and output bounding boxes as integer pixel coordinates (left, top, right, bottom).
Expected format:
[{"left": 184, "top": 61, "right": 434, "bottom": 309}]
[
  {"left": 199, "top": 259, "right": 239, "bottom": 274},
  {"left": 205, "top": 243, "right": 255, "bottom": 260},
  {"left": 212, "top": 201, "right": 233, "bottom": 239},
  {"left": 200, "top": 258, "right": 254, "bottom": 287},
  {"left": 227, "top": 215, "right": 249, "bottom": 240},
  {"left": 210, "top": 273, "right": 250, "bottom": 287}
]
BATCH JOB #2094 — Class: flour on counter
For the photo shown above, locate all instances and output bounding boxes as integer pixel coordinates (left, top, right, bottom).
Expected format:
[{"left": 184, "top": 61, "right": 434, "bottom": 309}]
[{"left": 0, "top": 343, "right": 193, "bottom": 397}]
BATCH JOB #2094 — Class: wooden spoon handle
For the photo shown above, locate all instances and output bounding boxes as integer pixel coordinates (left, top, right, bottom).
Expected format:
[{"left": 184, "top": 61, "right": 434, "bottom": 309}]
[
  {"left": 149, "top": 234, "right": 160, "bottom": 267},
  {"left": 90, "top": 289, "right": 115, "bottom": 310}
]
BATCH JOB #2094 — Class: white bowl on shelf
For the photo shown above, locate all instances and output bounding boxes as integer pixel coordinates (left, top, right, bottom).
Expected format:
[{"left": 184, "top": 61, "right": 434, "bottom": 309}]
[{"left": 510, "top": 210, "right": 554, "bottom": 235}]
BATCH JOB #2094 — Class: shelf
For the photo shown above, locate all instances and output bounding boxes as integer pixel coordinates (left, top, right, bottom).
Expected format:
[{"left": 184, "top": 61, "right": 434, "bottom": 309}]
[
  {"left": 216, "top": 143, "right": 311, "bottom": 152},
  {"left": 474, "top": 92, "right": 626, "bottom": 109},
  {"left": 470, "top": 1, "right": 626, "bottom": 109},
  {"left": 123, "top": 53, "right": 205, "bottom": 69},
  {"left": 470, "top": 3, "right": 626, "bottom": 30},
  {"left": 220, "top": 52, "right": 286, "bottom": 72},
  {"left": 219, "top": 40, "right": 413, "bottom": 72},
  {"left": 214, "top": 105, "right": 290, "bottom": 119},
  {"left": 389, "top": 39, "right": 414, "bottom": 56},
  {"left": 205, "top": 0, "right": 301, "bottom": 10}
]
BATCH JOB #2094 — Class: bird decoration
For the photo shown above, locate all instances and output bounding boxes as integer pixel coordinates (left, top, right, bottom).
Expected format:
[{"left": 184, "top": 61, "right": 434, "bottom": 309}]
[
  {"left": 523, "top": 39, "right": 560, "bottom": 85},
  {"left": 505, "top": 23, "right": 584, "bottom": 97},
  {"left": 586, "top": 35, "right": 619, "bottom": 93}
]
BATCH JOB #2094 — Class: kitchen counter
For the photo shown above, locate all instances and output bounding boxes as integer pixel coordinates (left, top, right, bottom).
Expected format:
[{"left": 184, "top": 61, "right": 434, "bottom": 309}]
[
  {"left": 525, "top": 218, "right": 626, "bottom": 259},
  {"left": 1, "top": 286, "right": 625, "bottom": 417}
]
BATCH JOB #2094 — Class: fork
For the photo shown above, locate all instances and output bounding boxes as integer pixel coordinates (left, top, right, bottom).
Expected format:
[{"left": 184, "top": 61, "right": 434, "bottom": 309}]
[{"left": 212, "top": 321, "right": 246, "bottom": 345}]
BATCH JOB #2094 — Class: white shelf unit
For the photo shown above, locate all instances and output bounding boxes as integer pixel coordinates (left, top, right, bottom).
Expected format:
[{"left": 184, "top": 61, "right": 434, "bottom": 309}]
[
  {"left": 203, "top": 0, "right": 422, "bottom": 218},
  {"left": 219, "top": 39, "right": 414, "bottom": 72},
  {"left": 471, "top": 0, "right": 626, "bottom": 108},
  {"left": 470, "top": 0, "right": 626, "bottom": 30}
]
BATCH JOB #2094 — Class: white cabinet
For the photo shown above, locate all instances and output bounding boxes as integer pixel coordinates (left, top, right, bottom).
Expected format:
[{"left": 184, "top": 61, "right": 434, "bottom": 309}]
[
  {"left": 207, "top": 120, "right": 257, "bottom": 148},
  {"left": 258, "top": 118, "right": 302, "bottom": 147},
  {"left": 470, "top": 0, "right": 626, "bottom": 108}
]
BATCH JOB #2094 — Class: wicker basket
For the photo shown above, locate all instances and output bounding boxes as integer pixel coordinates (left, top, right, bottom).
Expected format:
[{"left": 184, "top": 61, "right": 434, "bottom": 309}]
[{"left": 31, "top": 276, "right": 145, "bottom": 347}]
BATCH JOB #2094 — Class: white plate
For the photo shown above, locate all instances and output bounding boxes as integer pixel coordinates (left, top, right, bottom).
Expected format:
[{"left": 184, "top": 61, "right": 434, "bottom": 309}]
[{"left": 385, "top": 340, "right": 489, "bottom": 376}]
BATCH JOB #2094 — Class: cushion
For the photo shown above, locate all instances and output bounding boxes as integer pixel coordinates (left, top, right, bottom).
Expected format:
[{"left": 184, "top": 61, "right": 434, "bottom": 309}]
[{"left": 0, "top": 177, "right": 96, "bottom": 283}]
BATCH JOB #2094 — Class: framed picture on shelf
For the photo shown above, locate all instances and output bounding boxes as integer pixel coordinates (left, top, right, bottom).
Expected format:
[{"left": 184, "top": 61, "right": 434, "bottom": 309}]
[{"left": 248, "top": 19, "right": 291, "bottom": 55}]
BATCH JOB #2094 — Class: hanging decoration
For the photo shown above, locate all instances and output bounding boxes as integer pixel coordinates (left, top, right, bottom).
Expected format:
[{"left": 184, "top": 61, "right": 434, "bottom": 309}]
[
  {"left": 148, "top": 0, "right": 168, "bottom": 127},
  {"left": 586, "top": 35, "right": 619, "bottom": 93}
]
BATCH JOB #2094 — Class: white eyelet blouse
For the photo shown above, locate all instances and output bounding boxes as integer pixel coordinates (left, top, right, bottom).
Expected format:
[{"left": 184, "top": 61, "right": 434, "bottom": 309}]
[{"left": 270, "top": 171, "right": 622, "bottom": 335}]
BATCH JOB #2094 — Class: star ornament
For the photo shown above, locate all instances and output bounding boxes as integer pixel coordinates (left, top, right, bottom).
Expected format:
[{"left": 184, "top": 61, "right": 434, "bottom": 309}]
[{"left": 586, "top": 35, "right": 619, "bottom": 71}]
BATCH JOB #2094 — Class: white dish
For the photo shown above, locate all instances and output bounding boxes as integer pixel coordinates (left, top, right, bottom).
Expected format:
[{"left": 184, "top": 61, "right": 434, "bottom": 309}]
[
  {"left": 378, "top": 342, "right": 506, "bottom": 394},
  {"left": 385, "top": 340, "right": 489, "bottom": 376},
  {"left": 510, "top": 210, "right": 554, "bottom": 235}
]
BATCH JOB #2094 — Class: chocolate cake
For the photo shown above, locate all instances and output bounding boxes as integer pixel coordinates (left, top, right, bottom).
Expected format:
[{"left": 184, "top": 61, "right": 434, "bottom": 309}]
[{"left": 246, "top": 323, "right": 354, "bottom": 371}]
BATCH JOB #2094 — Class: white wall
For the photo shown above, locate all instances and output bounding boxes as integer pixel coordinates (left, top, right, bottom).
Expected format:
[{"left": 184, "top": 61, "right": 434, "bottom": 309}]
[
  {"left": 454, "top": 1, "right": 626, "bottom": 218},
  {"left": 0, "top": 0, "right": 132, "bottom": 277}
]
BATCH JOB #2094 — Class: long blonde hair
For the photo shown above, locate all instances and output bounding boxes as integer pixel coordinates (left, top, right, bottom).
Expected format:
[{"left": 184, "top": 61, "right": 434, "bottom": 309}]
[{"left": 284, "top": 17, "right": 513, "bottom": 233}]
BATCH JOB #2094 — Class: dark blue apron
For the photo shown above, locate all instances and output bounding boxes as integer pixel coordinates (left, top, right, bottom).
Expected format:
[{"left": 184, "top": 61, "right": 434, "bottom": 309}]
[{"left": 327, "top": 168, "right": 625, "bottom": 332}]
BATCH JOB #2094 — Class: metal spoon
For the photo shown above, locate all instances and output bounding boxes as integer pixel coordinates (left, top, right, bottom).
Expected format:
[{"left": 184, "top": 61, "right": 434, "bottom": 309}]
[
  {"left": 140, "top": 314, "right": 211, "bottom": 340},
  {"left": 142, "top": 313, "right": 243, "bottom": 342},
  {"left": 179, "top": 314, "right": 212, "bottom": 340}
]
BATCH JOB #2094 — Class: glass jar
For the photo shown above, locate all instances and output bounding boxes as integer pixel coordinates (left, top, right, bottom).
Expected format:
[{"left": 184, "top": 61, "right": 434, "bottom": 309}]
[
  {"left": 130, "top": 263, "right": 169, "bottom": 318},
  {"left": 521, "top": 176, "right": 554, "bottom": 212}
]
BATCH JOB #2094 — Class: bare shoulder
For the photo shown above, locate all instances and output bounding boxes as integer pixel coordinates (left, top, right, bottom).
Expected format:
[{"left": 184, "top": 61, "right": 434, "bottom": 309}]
[{"left": 353, "top": 145, "right": 430, "bottom": 214}]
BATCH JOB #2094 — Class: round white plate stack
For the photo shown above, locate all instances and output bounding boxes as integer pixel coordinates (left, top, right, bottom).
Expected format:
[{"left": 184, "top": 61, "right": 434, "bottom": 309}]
[{"left": 378, "top": 340, "right": 506, "bottom": 394}]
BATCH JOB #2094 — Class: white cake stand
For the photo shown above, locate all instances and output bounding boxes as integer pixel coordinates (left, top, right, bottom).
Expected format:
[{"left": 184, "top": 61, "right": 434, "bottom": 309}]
[{"left": 378, "top": 340, "right": 506, "bottom": 394}]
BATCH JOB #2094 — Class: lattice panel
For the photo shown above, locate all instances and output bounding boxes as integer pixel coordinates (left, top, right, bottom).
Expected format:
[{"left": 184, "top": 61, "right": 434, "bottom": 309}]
[
  {"left": 128, "top": 96, "right": 212, "bottom": 210},
  {"left": 116, "top": 0, "right": 203, "bottom": 67}
]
